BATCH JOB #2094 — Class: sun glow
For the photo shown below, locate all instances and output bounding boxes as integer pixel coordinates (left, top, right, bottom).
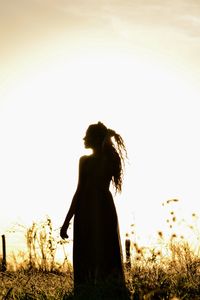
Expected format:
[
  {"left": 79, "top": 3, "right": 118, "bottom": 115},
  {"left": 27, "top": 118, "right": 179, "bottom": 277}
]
[{"left": 1, "top": 49, "right": 200, "bottom": 263}]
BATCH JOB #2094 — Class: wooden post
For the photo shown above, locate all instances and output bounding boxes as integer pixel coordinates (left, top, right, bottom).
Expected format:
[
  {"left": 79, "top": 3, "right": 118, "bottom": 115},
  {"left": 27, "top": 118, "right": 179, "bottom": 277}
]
[
  {"left": 125, "top": 238, "right": 131, "bottom": 270},
  {"left": 2, "top": 235, "right": 7, "bottom": 272}
]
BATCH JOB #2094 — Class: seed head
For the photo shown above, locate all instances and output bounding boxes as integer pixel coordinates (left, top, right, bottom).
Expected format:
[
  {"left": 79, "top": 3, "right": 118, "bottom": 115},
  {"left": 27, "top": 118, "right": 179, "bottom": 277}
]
[{"left": 158, "top": 231, "right": 163, "bottom": 238}]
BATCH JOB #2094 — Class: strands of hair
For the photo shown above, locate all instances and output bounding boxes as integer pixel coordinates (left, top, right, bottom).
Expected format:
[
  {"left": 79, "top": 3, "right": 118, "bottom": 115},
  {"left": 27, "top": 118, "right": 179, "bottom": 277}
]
[{"left": 97, "top": 121, "right": 128, "bottom": 194}]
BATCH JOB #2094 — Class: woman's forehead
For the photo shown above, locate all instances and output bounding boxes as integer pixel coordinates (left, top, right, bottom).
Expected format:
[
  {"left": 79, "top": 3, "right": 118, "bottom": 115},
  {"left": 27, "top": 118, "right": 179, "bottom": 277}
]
[
  {"left": 86, "top": 125, "right": 96, "bottom": 134},
  {"left": 85, "top": 123, "right": 107, "bottom": 137}
]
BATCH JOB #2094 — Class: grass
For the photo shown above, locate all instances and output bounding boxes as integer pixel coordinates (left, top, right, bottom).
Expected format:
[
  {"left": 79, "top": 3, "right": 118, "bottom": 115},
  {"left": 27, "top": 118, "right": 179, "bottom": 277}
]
[
  {"left": 126, "top": 240, "right": 200, "bottom": 299},
  {"left": 1, "top": 246, "right": 200, "bottom": 300},
  {"left": 1, "top": 202, "right": 200, "bottom": 299},
  {"left": 1, "top": 239, "right": 200, "bottom": 299},
  {"left": 0, "top": 269, "right": 72, "bottom": 300}
]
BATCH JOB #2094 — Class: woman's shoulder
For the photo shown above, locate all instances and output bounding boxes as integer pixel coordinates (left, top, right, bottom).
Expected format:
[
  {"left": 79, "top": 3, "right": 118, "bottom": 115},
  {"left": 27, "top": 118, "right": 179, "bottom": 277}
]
[{"left": 79, "top": 155, "right": 91, "bottom": 165}]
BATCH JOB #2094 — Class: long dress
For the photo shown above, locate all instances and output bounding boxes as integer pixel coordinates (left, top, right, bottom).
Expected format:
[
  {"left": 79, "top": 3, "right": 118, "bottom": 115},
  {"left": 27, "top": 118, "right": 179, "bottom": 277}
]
[{"left": 73, "top": 153, "right": 124, "bottom": 289}]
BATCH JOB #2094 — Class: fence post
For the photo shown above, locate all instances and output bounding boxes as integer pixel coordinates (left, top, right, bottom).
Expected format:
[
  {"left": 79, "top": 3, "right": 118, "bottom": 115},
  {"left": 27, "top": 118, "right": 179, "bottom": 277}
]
[
  {"left": 2, "top": 235, "right": 7, "bottom": 271},
  {"left": 125, "top": 238, "right": 131, "bottom": 270}
]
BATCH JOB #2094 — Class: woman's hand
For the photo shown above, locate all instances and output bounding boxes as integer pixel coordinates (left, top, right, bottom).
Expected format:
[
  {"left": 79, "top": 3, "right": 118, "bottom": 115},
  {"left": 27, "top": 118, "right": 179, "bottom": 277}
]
[{"left": 60, "top": 224, "right": 69, "bottom": 239}]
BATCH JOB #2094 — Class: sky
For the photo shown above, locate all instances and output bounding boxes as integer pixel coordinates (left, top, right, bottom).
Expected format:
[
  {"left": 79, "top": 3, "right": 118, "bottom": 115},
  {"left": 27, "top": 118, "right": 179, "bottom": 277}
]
[{"left": 1, "top": 0, "right": 200, "bottom": 260}]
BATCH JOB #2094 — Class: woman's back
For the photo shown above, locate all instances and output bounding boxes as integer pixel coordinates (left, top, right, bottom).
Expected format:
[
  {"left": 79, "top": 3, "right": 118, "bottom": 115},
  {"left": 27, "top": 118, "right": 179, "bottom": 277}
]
[{"left": 79, "top": 151, "right": 119, "bottom": 192}]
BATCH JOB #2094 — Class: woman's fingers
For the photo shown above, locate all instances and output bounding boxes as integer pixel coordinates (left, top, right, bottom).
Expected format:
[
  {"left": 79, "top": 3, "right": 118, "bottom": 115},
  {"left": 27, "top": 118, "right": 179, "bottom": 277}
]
[{"left": 60, "top": 227, "right": 69, "bottom": 239}]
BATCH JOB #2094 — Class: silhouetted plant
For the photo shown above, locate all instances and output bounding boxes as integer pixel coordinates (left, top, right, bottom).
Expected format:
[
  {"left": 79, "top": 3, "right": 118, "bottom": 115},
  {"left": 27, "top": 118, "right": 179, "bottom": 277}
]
[
  {"left": 1, "top": 204, "right": 200, "bottom": 299},
  {"left": 25, "top": 216, "right": 69, "bottom": 271}
]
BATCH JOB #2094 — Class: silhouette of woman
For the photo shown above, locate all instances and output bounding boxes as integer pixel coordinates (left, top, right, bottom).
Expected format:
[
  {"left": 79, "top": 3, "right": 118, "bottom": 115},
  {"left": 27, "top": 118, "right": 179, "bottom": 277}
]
[{"left": 60, "top": 121, "right": 127, "bottom": 293}]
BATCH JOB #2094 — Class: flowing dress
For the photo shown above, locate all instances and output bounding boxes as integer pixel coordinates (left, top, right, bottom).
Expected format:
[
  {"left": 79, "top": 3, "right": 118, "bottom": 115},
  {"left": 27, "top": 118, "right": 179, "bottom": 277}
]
[{"left": 73, "top": 153, "right": 124, "bottom": 288}]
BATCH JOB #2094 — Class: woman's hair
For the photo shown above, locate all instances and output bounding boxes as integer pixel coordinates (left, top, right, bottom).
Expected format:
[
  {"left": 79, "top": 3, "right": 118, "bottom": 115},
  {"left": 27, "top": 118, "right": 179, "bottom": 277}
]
[{"left": 87, "top": 121, "right": 127, "bottom": 193}]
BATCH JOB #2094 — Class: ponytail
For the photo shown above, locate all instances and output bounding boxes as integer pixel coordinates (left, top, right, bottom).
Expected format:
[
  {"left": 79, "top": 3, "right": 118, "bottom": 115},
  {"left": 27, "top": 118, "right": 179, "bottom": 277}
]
[
  {"left": 105, "top": 128, "right": 128, "bottom": 193},
  {"left": 87, "top": 121, "right": 128, "bottom": 193}
]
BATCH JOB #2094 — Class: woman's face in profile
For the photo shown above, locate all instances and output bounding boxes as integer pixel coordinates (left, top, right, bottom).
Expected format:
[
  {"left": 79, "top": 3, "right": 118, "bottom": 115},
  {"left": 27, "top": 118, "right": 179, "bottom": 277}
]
[
  {"left": 83, "top": 126, "right": 102, "bottom": 149},
  {"left": 83, "top": 129, "right": 93, "bottom": 149}
]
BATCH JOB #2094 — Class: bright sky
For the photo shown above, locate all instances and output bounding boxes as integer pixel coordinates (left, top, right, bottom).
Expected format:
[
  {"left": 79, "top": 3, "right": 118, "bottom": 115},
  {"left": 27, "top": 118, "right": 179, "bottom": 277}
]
[{"left": 1, "top": 0, "right": 200, "bottom": 259}]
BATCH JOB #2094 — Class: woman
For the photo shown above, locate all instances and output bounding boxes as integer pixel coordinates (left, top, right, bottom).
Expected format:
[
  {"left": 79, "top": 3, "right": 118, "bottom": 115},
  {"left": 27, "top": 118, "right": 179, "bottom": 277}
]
[{"left": 60, "top": 121, "right": 128, "bottom": 294}]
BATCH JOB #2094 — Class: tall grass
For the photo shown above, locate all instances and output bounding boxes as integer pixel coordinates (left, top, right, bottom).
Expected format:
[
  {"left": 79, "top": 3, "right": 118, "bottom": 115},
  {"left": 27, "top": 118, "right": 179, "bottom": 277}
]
[
  {"left": 1, "top": 205, "right": 200, "bottom": 299},
  {"left": 24, "top": 217, "right": 69, "bottom": 272},
  {"left": 126, "top": 239, "right": 200, "bottom": 299},
  {"left": 5, "top": 217, "right": 70, "bottom": 273}
]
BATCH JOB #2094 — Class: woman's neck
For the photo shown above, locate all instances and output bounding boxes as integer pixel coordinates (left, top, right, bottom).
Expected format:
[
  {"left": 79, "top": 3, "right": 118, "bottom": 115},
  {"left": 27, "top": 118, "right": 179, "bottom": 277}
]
[{"left": 91, "top": 146, "right": 102, "bottom": 156}]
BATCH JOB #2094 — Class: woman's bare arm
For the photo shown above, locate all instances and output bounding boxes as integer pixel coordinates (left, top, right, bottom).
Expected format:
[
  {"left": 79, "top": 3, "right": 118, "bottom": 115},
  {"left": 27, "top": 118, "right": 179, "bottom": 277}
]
[{"left": 60, "top": 156, "right": 86, "bottom": 239}]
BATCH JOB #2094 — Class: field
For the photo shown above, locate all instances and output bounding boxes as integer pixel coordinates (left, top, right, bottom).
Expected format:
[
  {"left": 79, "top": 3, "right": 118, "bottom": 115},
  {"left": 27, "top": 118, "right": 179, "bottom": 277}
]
[
  {"left": 1, "top": 243, "right": 200, "bottom": 300},
  {"left": 1, "top": 208, "right": 200, "bottom": 300}
]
